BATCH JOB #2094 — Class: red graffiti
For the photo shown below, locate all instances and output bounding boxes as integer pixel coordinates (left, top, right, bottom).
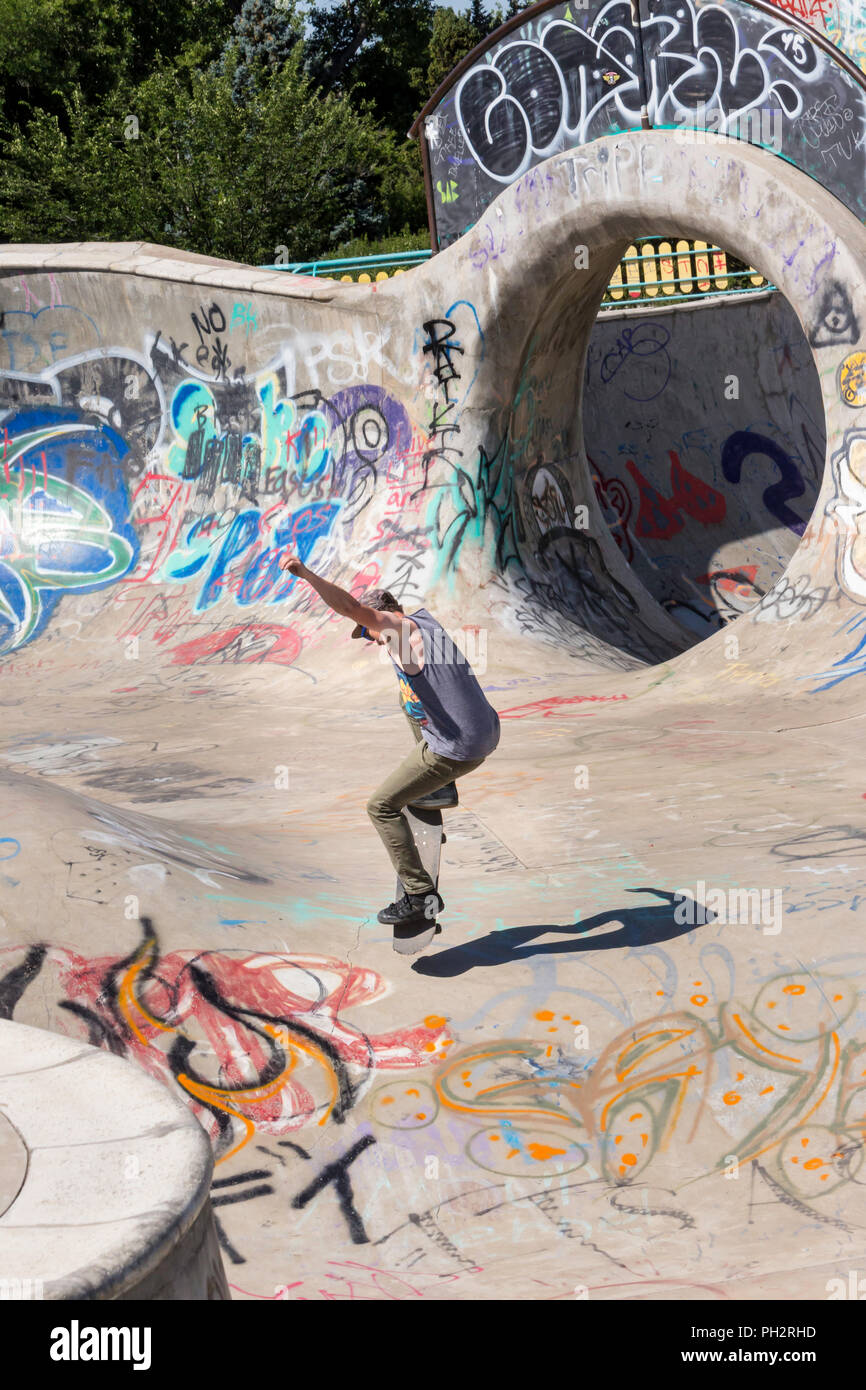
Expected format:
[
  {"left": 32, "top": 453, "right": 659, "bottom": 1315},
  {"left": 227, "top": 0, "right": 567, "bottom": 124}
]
[
  {"left": 2, "top": 941, "right": 448, "bottom": 1159},
  {"left": 590, "top": 456, "right": 635, "bottom": 562},
  {"left": 627, "top": 451, "right": 727, "bottom": 541},
  {"left": 169, "top": 623, "right": 303, "bottom": 666},
  {"left": 696, "top": 565, "right": 761, "bottom": 600},
  {"left": 500, "top": 694, "right": 629, "bottom": 719},
  {"left": 771, "top": 0, "right": 835, "bottom": 27}
]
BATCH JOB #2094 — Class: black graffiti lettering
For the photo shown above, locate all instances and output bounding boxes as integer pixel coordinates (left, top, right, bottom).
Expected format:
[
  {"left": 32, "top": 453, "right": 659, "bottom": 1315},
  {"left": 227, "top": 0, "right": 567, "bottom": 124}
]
[
  {"left": 809, "top": 280, "right": 861, "bottom": 348},
  {"left": 57, "top": 1000, "right": 127, "bottom": 1055},
  {"left": 423, "top": 318, "right": 464, "bottom": 395},
  {"left": 721, "top": 431, "right": 807, "bottom": 536},
  {"left": 748, "top": 1160, "right": 851, "bottom": 1231},
  {"left": 211, "top": 1170, "right": 275, "bottom": 1208},
  {"left": 291, "top": 1134, "right": 377, "bottom": 1244},
  {"left": 0, "top": 944, "right": 46, "bottom": 1019}
]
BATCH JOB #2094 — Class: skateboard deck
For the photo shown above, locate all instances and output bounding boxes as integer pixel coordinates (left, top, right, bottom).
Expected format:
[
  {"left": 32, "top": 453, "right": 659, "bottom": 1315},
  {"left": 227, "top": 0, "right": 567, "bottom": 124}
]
[{"left": 393, "top": 804, "right": 445, "bottom": 955}]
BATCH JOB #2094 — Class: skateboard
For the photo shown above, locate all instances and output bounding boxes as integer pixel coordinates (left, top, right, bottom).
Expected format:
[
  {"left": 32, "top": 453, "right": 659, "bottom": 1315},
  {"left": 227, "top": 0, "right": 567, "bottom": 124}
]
[{"left": 392, "top": 790, "right": 457, "bottom": 955}]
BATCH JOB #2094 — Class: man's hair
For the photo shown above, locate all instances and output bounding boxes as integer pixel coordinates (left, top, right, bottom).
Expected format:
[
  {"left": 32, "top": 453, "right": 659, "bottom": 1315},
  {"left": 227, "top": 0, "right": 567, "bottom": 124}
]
[{"left": 365, "top": 588, "right": 403, "bottom": 613}]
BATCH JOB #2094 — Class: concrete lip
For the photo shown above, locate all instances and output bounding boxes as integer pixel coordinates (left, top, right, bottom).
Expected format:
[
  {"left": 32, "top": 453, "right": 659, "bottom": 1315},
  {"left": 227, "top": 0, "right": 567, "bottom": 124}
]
[
  {"left": 0, "top": 1112, "right": 27, "bottom": 1219},
  {"left": 0, "top": 1021, "right": 229, "bottom": 1300}
]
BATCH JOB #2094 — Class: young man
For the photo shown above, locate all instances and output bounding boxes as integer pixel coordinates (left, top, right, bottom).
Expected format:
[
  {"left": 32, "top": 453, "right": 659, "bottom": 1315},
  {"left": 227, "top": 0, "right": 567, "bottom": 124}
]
[{"left": 279, "top": 553, "right": 500, "bottom": 926}]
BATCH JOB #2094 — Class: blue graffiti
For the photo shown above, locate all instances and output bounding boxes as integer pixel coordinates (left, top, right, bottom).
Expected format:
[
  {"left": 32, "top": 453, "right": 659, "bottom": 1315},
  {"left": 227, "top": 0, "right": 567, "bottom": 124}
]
[
  {"left": 807, "top": 614, "right": 866, "bottom": 692},
  {"left": 0, "top": 408, "right": 138, "bottom": 653}
]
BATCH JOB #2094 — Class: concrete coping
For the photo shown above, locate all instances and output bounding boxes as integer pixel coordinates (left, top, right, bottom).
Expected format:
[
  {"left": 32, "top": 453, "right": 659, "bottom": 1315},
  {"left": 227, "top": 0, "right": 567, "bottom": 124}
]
[
  {"left": 0, "top": 1020, "right": 217, "bottom": 1300},
  {"left": 0, "top": 241, "right": 340, "bottom": 302}
]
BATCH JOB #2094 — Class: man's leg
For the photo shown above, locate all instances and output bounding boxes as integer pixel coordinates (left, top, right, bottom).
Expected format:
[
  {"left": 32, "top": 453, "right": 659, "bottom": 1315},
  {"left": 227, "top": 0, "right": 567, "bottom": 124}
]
[
  {"left": 402, "top": 715, "right": 458, "bottom": 806},
  {"left": 367, "top": 740, "right": 484, "bottom": 898}
]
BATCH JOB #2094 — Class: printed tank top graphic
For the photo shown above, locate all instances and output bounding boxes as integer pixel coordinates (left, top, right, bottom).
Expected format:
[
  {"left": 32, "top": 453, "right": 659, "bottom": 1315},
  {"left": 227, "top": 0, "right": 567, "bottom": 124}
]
[{"left": 397, "top": 671, "right": 427, "bottom": 725}]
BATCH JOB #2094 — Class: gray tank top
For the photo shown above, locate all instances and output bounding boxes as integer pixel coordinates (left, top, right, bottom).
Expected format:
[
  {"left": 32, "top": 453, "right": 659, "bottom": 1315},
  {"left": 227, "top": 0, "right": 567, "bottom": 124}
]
[{"left": 390, "top": 609, "right": 500, "bottom": 761}]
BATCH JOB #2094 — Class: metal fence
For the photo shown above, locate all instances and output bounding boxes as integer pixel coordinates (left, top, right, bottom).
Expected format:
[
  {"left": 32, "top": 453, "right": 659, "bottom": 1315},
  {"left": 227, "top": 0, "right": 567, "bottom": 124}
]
[
  {"left": 266, "top": 238, "right": 775, "bottom": 307},
  {"left": 601, "top": 237, "right": 775, "bottom": 309}
]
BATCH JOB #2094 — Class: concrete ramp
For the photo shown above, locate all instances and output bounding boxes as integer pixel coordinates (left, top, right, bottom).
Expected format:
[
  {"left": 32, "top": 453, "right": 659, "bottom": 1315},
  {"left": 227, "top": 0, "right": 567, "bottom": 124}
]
[{"left": 2, "top": 122, "right": 866, "bottom": 1299}]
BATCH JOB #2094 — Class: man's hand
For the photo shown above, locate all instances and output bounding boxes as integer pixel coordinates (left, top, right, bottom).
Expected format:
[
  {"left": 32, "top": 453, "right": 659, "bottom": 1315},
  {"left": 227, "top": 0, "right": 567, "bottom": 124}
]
[{"left": 279, "top": 552, "right": 307, "bottom": 578}]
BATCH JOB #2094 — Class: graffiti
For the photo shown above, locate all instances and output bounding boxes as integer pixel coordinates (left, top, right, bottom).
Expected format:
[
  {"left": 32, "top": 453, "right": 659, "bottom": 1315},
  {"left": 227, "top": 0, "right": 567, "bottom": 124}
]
[
  {"left": 164, "top": 500, "right": 340, "bottom": 613},
  {"left": 840, "top": 351, "right": 866, "bottom": 408},
  {"left": 809, "top": 280, "right": 861, "bottom": 346},
  {"left": 695, "top": 565, "right": 766, "bottom": 619},
  {"left": 591, "top": 457, "right": 635, "bottom": 562},
  {"left": 754, "top": 573, "right": 833, "bottom": 622},
  {"left": 0, "top": 921, "right": 452, "bottom": 1164},
  {"left": 0, "top": 310, "right": 416, "bottom": 650},
  {"left": 827, "top": 428, "right": 866, "bottom": 601},
  {"left": 455, "top": 1, "right": 641, "bottom": 185},
  {"left": 776, "top": 0, "right": 866, "bottom": 74},
  {"left": 599, "top": 324, "right": 672, "bottom": 403},
  {"left": 368, "top": 970, "right": 866, "bottom": 1216},
  {"left": 808, "top": 613, "right": 866, "bottom": 690},
  {"left": 628, "top": 451, "right": 727, "bottom": 541},
  {"left": 169, "top": 623, "right": 303, "bottom": 667},
  {"left": 499, "top": 692, "right": 628, "bottom": 718},
  {"left": 721, "top": 431, "right": 808, "bottom": 535},
  {"left": 774, "top": 0, "right": 836, "bottom": 25},
  {"left": 421, "top": 318, "right": 464, "bottom": 461},
  {"left": 418, "top": 301, "right": 522, "bottom": 579},
  {"left": 190, "top": 302, "right": 235, "bottom": 380},
  {"left": 291, "top": 1135, "right": 378, "bottom": 1245},
  {"left": 420, "top": 0, "right": 866, "bottom": 247},
  {"left": 0, "top": 410, "right": 138, "bottom": 652}
]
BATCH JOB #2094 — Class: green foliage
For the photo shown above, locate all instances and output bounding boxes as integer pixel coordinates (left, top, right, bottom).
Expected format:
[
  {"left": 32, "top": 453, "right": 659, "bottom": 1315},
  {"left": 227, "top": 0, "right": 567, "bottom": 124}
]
[
  {"left": 0, "top": 49, "right": 426, "bottom": 261},
  {"left": 0, "top": 0, "right": 244, "bottom": 123},
  {"left": 0, "top": 0, "right": 526, "bottom": 259},
  {"left": 426, "top": 8, "right": 483, "bottom": 95},
  {"left": 330, "top": 228, "right": 431, "bottom": 259},
  {"left": 305, "top": 0, "right": 435, "bottom": 134},
  {"left": 217, "top": 0, "right": 304, "bottom": 102}
]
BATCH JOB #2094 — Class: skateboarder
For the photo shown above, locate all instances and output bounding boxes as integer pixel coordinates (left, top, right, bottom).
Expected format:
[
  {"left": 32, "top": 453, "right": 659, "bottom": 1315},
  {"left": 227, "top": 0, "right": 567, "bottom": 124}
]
[{"left": 278, "top": 554, "right": 500, "bottom": 926}]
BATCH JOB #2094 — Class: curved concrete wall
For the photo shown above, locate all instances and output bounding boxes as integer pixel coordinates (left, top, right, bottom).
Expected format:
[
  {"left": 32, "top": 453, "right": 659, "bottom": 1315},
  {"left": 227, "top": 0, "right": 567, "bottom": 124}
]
[
  {"left": 1, "top": 130, "right": 865, "bottom": 1299},
  {"left": 0, "top": 1021, "right": 229, "bottom": 1300},
  {"left": 584, "top": 290, "right": 827, "bottom": 634}
]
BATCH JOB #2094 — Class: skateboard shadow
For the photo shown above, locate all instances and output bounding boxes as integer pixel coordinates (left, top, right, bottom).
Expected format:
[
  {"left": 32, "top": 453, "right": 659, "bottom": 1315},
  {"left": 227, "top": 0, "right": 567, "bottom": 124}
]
[{"left": 412, "top": 888, "right": 716, "bottom": 977}]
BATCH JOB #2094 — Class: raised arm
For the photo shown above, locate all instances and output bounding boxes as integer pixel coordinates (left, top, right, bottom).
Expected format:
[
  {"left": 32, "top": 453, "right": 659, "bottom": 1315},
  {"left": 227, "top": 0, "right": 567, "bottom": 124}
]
[{"left": 279, "top": 554, "right": 415, "bottom": 655}]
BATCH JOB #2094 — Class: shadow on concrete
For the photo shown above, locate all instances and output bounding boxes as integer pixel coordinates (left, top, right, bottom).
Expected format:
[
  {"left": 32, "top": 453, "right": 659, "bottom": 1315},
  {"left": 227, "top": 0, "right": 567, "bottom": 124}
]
[{"left": 413, "top": 887, "right": 715, "bottom": 978}]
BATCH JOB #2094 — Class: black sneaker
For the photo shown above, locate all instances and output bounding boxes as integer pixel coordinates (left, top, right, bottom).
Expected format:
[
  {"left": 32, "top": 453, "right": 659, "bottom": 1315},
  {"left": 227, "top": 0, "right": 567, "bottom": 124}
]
[
  {"left": 377, "top": 891, "right": 444, "bottom": 925},
  {"left": 409, "top": 783, "right": 459, "bottom": 810}
]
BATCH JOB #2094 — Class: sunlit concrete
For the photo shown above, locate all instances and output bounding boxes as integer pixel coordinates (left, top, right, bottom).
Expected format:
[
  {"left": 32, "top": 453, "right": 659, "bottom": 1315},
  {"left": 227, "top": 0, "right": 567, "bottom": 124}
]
[{"left": 1, "top": 132, "right": 865, "bottom": 1299}]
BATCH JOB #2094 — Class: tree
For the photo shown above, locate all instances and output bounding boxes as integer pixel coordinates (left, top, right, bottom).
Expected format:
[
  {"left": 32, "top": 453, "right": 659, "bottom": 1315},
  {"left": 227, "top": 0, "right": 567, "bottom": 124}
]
[
  {"left": 0, "top": 48, "right": 426, "bottom": 262},
  {"left": 425, "top": 8, "right": 483, "bottom": 96},
  {"left": 305, "top": 0, "right": 435, "bottom": 134},
  {"left": 217, "top": 0, "right": 304, "bottom": 102},
  {"left": 468, "top": 0, "right": 497, "bottom": 37},
  {"left": 0, "top": 0, "right": 244, "bottom": 125}
]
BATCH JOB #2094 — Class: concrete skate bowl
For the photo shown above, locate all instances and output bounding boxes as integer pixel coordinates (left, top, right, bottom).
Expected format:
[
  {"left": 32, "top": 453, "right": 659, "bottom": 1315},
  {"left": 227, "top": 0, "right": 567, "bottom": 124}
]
[{"left": 1, "top": 2, "right": 866, "bottom": 1302}]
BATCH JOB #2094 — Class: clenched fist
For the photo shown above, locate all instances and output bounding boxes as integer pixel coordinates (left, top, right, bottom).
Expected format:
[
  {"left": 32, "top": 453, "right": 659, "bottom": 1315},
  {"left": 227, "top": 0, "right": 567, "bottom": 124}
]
[{"left": 279, "top": 553, "right": 306, "bottom": 577}]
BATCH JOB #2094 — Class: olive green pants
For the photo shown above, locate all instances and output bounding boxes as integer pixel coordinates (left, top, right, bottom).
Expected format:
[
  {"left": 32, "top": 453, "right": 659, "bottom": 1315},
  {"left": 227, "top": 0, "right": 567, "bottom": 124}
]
[{"left": 366, "top": 717, "right": 485, "bottom": 897}]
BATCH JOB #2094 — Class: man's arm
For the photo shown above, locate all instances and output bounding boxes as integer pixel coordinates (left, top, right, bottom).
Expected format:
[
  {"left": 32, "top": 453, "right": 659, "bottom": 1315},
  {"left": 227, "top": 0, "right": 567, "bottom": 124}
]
[
  {"left": 279, "top": 554, "right": 415, "bottom": 652},
  {"left": 284, "top": 559, "right": 366, "bottom": 622}
]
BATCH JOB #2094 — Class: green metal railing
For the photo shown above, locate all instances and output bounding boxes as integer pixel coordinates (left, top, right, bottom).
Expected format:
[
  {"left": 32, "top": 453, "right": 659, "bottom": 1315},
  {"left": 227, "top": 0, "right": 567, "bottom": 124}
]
[
  {"left": 264, "top": 238, "right": 776, "bottom": 306},
  {"left": 600, "top": 237, "right": 775, "bottom": 309},
  {"left": 262, "top": 249, "right": 433, "bottom": 282}
]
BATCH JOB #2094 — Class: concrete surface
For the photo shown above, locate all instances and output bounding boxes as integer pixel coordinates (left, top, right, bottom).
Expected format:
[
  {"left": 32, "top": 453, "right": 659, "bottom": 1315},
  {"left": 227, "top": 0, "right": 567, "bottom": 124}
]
[
  {"left": 0, "top": 128, "right": 865, "bottom": 1301},
  {"left": 584, "top": 290, "right": 827, "bottom": 637},
  {"left": 0, "top": 1021, "right": 229, "bottom": 1299}
]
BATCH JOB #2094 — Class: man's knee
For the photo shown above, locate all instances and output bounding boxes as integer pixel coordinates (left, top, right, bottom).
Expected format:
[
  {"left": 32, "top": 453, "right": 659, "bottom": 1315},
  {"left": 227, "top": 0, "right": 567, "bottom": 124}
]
[{"left": 366, "top": 791, "right": 396, "bottom": 821}]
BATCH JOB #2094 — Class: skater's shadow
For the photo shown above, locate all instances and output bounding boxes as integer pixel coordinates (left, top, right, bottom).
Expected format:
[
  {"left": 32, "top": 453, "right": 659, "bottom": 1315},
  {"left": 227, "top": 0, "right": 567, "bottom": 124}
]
[{"left": 413, "top": 888, "right": 715, "bottom": 978}]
